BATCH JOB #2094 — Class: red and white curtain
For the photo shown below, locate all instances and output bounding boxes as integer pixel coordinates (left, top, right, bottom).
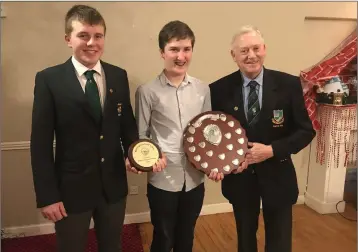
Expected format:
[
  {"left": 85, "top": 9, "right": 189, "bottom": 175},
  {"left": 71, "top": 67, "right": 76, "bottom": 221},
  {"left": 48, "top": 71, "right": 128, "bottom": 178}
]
[{"left": 300, "top": 28, "right": 357, "bottom": 130}]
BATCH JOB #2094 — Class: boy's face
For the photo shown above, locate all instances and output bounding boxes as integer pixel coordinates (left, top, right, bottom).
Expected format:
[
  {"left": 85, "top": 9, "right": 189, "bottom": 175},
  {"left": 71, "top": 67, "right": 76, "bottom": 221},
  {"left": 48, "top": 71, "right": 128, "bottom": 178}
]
[
  {"left": 65, "top": 20, "right": 105, "bottom": 69},
  {"left": 161, "top": 38, "right": 193, "bottom": 76}
]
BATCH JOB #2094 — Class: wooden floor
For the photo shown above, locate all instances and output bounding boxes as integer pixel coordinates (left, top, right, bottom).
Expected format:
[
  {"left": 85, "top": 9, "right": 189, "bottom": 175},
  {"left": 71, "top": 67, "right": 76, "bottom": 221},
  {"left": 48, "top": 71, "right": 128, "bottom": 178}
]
[{"left": 139, "top": 204, "right": 357, "bottom": 252}]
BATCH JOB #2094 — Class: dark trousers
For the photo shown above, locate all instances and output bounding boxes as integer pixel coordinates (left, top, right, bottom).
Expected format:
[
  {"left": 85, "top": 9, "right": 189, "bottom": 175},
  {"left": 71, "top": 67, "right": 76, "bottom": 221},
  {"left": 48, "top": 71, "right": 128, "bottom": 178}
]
[
  {"left": 231, "top": 172, "right": 293, "bottom": 252},
  {"left": 55, "top": 196, "right": 126, "bottom": 252},
  {"left": 147, "top": 183, "right": 205, "bottom": 252}
]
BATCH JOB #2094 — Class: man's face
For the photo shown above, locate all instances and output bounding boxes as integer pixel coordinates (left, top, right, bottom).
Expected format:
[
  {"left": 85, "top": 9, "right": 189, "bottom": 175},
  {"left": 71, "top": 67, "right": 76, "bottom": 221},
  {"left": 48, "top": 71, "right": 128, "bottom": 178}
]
[
  {"left": 161, "top": 38, "right": 193, "bottom": 76},
  {"left": 231, "top": 31, "right": 266, "bottom": 79},
  {"left": 65, "top": 20, "right": 105, "bottom": 69}
]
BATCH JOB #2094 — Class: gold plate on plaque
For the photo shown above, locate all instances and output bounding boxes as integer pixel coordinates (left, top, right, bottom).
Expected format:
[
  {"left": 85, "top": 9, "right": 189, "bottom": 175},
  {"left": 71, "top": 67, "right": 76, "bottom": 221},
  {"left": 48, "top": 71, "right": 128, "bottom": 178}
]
[{"left": 128, "top": 139, "right": 162, "bottom": 172}]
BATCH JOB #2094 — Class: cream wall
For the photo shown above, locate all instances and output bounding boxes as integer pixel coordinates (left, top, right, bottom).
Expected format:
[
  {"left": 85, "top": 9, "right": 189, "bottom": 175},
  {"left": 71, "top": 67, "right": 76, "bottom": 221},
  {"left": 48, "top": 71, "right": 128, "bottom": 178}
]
[{"left": 1, "top": 2, "right": 356, "bottom": 228}]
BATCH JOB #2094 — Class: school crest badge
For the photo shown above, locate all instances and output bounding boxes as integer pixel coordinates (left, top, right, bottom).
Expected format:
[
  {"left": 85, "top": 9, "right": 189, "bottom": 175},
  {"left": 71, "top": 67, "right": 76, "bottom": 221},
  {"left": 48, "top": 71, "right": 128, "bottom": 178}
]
[
  {"left": 272, "top": 109, "right": 284, "bottom": 126},
  {"left": 117, "top": 103, "right": 122, "bottom": 116}
]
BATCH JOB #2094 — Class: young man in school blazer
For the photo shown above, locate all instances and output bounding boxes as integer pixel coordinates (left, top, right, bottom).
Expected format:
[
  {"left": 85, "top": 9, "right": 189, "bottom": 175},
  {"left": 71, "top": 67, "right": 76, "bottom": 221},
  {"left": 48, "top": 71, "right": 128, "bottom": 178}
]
[{"left": 30, "top": 5, "right": 164, "bottom": 252}]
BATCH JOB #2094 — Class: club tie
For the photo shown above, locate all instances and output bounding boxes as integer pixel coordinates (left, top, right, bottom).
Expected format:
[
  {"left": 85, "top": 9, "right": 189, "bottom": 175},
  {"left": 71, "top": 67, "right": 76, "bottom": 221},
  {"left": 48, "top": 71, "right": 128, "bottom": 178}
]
[
  {"left": 84, "top": 70, "right": 102, "bottom": 122},
  {"left": 247, "top": 80, "right": 260, "bottom": 125}
]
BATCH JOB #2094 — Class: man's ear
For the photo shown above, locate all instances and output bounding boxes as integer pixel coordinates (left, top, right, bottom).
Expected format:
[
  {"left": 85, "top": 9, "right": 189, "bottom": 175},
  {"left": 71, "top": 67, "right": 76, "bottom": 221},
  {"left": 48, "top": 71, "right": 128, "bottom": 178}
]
[
  {"left": 159, "top": 48, "right": 164, "bottom": 59},
  {"left": 231, "top": 50, "right": 236, "bottom": 62},
  {"left": 65, "top": 34, "right": 72, "bottom": 48}
]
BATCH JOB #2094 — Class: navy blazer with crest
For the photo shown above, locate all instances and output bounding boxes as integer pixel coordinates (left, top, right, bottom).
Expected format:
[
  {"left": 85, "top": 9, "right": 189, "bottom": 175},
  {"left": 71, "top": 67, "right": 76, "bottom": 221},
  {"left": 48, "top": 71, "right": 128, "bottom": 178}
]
[
  {"left": 209, "top": 68, "right": 315, "bottom": 208},
  {"left": 30, "top": 58, "right": 138, "bottom": 213}
]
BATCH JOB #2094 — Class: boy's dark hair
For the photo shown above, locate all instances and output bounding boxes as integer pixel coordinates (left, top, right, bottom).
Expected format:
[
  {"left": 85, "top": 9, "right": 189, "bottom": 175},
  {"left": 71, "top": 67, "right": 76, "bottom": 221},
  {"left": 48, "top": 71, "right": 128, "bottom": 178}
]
[
  {"left": 158, "top": 20, "right": 195, "bottom": 51},
  {"left": 65, "top": 5, "right": 106, "bottom": 35}
]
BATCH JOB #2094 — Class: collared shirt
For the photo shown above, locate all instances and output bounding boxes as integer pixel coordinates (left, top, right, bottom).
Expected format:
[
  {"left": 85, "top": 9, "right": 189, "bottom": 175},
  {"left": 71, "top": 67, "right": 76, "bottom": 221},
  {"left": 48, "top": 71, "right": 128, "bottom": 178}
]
[
  {"left": 71, "top": 56, "right": 106, "bottom": 109},
  {"left": 241, "top": 68, "right": 264, "bottom": 119},
  {"left": 135, "top": 70, "right": 212, "bottom": 192}
]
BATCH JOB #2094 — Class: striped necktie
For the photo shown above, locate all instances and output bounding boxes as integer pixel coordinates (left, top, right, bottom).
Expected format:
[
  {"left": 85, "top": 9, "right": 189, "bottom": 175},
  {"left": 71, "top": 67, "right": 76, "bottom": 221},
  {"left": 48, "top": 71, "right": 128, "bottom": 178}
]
[{"left": 247, "top": 80, "right": 260, "bottom": 125}]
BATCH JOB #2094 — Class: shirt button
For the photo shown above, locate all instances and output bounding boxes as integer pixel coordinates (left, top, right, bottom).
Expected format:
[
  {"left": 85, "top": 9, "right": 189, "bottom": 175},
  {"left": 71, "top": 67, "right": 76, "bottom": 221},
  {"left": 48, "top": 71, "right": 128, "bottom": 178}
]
[
  {"left": 100, "top": 135, "right": 104, "bottom": 140},
  {"left": 101, "top": 158, "right": 105, "bottom": 162}
]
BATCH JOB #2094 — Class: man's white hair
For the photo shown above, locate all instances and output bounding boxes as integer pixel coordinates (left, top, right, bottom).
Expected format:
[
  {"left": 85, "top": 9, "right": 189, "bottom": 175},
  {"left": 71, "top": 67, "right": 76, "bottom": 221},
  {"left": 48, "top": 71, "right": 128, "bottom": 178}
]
[{"left": 231, "top": 25, "right": 265, "bottom": 49}]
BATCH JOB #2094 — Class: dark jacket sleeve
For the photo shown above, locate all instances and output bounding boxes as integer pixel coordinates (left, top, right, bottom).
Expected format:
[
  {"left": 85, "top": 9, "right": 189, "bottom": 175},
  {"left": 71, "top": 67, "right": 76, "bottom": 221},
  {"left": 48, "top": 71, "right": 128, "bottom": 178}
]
[
  {"left": 209, "top": 82, "right": 219, "bottom": 111},
  {"left": 271, "top": 76, "right": 316, "bottom": 159},
  {"left": 30, "top": 71, "right": 61, "bottom": 208},
  {"left": 120, "top": 70, "right": 139, "bottom": 157}
]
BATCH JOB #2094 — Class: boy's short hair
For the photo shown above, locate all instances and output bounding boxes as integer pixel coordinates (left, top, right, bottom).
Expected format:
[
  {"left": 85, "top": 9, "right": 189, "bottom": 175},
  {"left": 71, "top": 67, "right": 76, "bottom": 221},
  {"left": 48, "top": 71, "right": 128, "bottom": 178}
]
[
  {"left": 65, "top": 5, "right": 106, "bottom": 35},
  {"left": 158, "top": 20, "right": 195, "bottom": 51}
]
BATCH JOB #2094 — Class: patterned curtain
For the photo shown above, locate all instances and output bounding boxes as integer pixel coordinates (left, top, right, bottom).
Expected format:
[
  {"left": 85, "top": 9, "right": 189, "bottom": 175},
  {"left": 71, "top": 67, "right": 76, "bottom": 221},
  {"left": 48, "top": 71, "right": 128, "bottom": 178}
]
[{"left": 300, "top": 28, "right": 357, "bottom": 130}]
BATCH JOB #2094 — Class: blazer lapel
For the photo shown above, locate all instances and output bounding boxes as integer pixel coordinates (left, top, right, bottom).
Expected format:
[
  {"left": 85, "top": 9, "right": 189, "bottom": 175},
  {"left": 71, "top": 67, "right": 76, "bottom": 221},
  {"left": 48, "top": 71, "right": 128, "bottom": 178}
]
[
  {"left": 231, "top": 70, "right": 249, "bottom": 128},
  {"left": 63, "top": 58, "right": 98, "bottom": 124},
  {"left": 101, "top": 61, "right": 116, "bottom": 118},
  {"left": 259, "top": 68, "right": 278, "bottom": 122}
]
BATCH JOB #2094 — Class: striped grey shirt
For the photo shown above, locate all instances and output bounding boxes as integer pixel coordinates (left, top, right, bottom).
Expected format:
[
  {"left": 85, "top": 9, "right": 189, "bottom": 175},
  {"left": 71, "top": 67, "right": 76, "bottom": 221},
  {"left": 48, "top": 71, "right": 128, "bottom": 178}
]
[{"left": 135, "top": 70, "right": 212, "bottom": 192}]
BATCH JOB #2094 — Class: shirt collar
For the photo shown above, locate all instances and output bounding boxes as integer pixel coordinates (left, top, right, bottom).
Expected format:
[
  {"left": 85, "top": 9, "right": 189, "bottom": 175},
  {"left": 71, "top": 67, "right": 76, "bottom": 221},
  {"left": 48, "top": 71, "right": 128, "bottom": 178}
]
[
  {"left": 242, "top": 68, "right": 264, "bottom": 87},
  {"left": 71, "top": 56, "right": 102, "bottom": 77},
  {"left": 159, "top": 70, "right": 192, "bottom": 87}
]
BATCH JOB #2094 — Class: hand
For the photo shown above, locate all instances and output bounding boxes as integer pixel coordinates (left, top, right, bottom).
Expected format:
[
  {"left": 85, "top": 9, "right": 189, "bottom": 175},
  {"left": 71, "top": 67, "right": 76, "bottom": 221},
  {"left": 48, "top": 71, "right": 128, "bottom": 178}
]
[
  {"left": 41, "top": 202, "right": 67, "bottom": 222},
  {"left": 152, "top": 152, "right": 167, "bottom": 172},
  {"left": 232, "top": 159, "right": 249, "bottom": 174},
  {"left": 246, "top": 142, "right": 273, "bottom": 164},
  {"left": 207, "top": 170, "right": 224, "bottom": 182},
  {"left": 125, "top": 157, "right": 142, "bottom": 174}
]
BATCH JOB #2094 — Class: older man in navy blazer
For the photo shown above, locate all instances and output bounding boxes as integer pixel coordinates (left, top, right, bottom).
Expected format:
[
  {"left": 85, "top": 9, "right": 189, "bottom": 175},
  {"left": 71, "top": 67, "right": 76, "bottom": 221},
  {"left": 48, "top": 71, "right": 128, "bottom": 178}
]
[{"left": 209, "top": 25, "right": 315, "bottom": 252}]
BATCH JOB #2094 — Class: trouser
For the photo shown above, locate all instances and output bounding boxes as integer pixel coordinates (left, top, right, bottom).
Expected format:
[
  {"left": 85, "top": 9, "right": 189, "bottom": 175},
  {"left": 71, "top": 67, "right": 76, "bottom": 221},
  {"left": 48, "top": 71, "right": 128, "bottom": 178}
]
[
  {"left": 231, "top": 171, "right": 293, "bottom": 252},
  {"left": 147, "top": 183, "right": 205, "bottom": 252},
  {"left": 55, "top": 196, "right": 126, "bottom": 252}
]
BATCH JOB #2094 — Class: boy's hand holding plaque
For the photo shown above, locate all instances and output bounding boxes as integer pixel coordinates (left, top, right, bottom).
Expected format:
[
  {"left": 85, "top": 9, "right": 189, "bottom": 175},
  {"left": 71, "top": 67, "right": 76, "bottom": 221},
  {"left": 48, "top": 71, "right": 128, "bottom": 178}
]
[{"left": 127, "top": 139, "right": 166, "bottom": 173}]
